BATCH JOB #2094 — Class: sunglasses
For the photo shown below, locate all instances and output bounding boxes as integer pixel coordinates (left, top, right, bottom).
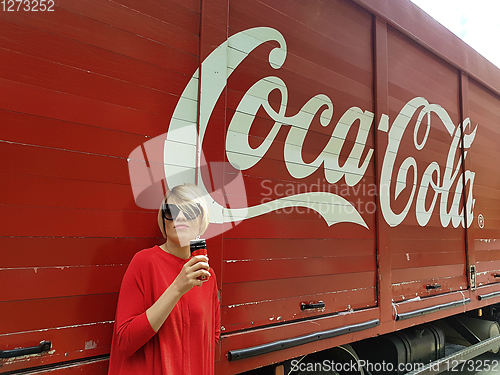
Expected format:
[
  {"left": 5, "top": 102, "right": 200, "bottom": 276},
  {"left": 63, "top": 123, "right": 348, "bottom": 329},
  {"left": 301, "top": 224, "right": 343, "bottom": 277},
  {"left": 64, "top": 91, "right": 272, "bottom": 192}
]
[{"left": 161, "top": 203, "right": 202, "bottom": 221}]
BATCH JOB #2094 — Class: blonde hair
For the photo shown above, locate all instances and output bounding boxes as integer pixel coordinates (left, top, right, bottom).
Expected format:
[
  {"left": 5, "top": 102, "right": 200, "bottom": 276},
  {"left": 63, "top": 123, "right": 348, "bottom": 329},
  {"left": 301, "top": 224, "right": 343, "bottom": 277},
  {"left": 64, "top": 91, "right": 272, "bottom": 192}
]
[{"left": 157, "top": 184, "right": 210, "bottom": 238}]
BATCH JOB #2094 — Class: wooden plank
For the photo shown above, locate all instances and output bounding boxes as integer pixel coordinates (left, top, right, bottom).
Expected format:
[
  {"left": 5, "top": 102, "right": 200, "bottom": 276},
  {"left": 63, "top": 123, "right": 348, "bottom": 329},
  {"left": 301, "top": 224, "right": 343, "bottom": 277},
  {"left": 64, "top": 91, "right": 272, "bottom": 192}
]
[
  {"left": 0, "top": 142, "right": 129, "bottom": 183},
  {"left": 251, "top": 0, "right": 373, "bottom": 42},
  {"left": 114, "top": 0, "right": 200, "bottom": 16},
  {"left": 351, "top": 0, "right": 500, "bottom": 98},
  {"left": 0, "top": 205, "right": 158, "bottom": 238},
  {"left": 9, "top": 357, "right": 110, "bottom": 375},
  {"left": 222, "top": 271, "right": 375, "bottom": 305},
  {"left": 0, "top": 21, "right": 194, "bottom": 98},
  {"left": 0, "top": 48, "right": 180, "bottom": 117},
  {"left": 392, "top": 264, "right": 465, "bottom": 284},
  {"left": 373, "top": 16, "right": 392, "bottom": 323},
  {"left": 390, "top": 238, "right": 464, "bottom": 254},
  {"left": 0, "top": 321, "right": 113, "bottom": 373},
  {"left": 222, "top": 238, "right": 374, "bottom": 260},
  {"left": 476, "top": 271, "right": 500, "bottom": 286},
  {"left": 387, "top": 226, "right": 466, "bottom": 240},
  {"left": 229, "top": 0, "right": 373, "bottom": 72},
  {"left": 0, "top": 265, "right": 127, "bottom": 302},
  {"left": 223, "top": 254, "right": 375, "bottom": 284},
  {"left": 221, "top": 287, "right": 376, "bottom": 331},
  {"left": 224, "top": 216, "right": 374, "bottom": 240},
  {"left": 0, "top": 294, "right": 117, "bottom": 334},
  {"left": 57, "top": 0, "right": 199, "bottom": 56},
  {"left": 475, "top": 239, "right": 500, "bottom": 252},
  {"left": 0, "top": 9, "right": 199, "bottom": 76},
  {"left": 217, "top": 308, "right": 379, "bottom": 375},
  {"left": 0, "top": 110, "right": 147, "bottom": 157},
  {"left": 225, "top": 35, "right": 373, "bottom": 108},
  {"left": 0, "top": 237, "right": 154, "bottom": 268},
  {"left": 391, "top": 250, "right": 466, "bottom": 269},
  {"left": 0, "top": 172, "right": 141, "bottom": 211},
  {"left": 392, "top": 275, "right": 467, "bottom": 300},
  {"left": 468, "top": 75, "right": 500, "bottom": 286},
  {"left": 0, "top": 78, "right": 163, "bottom": 136},
  {"left": 475, "top": 259, "right": 500, "bottom": 274}
]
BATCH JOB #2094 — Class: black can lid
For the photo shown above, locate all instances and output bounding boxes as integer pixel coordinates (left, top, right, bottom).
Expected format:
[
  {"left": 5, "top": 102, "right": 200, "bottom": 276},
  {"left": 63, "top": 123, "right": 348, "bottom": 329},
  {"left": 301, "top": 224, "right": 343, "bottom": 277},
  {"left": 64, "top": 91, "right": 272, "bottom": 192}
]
[{"left": 190, "top": 238, "right": 206, "bottom": 251}]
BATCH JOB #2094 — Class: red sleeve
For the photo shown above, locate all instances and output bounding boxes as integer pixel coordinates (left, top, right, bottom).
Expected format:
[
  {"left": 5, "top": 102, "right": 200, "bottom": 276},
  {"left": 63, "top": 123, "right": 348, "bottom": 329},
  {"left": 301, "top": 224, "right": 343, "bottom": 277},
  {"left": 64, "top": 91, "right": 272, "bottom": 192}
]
[
  {"left": 114, "top": 254, "right": 156, "bottom": 357},
  {"left": 213, "top": 275, "right": 221, "bottom": 345}
]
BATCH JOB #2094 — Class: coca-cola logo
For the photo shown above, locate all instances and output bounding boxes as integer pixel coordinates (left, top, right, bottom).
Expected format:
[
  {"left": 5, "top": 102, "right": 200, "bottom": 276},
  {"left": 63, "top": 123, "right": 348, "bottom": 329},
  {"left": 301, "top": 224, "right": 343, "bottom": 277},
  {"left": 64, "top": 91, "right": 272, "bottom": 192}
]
[{"left": 128, "top": 27, "right": 478, "bottom": 231}]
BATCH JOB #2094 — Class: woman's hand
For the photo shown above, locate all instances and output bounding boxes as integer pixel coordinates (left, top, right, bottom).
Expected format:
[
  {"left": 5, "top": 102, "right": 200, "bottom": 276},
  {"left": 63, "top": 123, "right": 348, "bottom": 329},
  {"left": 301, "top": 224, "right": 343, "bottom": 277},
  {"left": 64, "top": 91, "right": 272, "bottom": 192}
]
[
  {"left": 171, "top": 255, "right": 211, "bottom": 296},
  {"left": 146, "top": 255, "right": 210, "bottom": 332}
]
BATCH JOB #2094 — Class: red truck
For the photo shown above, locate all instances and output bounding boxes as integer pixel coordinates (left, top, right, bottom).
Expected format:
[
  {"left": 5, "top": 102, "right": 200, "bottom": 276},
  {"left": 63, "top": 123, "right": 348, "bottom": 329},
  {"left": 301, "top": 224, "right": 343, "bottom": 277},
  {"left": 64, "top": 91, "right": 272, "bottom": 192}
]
[{"left": 2, "top": 0, "right": 500, "bottom": 374}]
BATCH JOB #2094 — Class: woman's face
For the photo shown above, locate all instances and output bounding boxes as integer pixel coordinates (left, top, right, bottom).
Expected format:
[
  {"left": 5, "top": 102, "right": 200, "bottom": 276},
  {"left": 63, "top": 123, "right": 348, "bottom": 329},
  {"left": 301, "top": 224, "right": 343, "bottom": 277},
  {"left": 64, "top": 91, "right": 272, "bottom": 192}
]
[{"left": 163, "top": 201, "right": 202, "bottom": 247}]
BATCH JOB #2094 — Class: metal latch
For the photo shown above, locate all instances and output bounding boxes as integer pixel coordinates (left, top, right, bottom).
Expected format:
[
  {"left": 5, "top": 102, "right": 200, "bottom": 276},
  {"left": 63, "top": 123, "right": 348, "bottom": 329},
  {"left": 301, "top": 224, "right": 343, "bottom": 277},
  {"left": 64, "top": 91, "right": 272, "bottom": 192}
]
[{"left": 470, "top": 264, "right": 476, "bottom": 290}]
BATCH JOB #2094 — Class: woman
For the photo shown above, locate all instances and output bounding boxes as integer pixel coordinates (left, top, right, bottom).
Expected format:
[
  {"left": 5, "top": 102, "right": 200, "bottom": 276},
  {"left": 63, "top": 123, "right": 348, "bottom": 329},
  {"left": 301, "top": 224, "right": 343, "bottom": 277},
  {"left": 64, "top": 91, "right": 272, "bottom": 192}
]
[{"left": 108, "top": 184, "right": 220, "bottom": 375}]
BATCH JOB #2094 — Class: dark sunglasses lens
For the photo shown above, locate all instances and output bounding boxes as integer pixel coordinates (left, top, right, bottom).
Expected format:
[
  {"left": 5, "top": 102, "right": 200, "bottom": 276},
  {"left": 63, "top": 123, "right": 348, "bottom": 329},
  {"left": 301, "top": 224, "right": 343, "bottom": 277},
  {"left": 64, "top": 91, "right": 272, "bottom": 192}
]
[
  {"left": 163, "top": 203, "right": 201, "bottom": 221},
  {"left": 184, "top": 204, "right": 201, "bottom": 220},
  {"left": 163, "top": 204, "right": 178, "bottom": 220}
]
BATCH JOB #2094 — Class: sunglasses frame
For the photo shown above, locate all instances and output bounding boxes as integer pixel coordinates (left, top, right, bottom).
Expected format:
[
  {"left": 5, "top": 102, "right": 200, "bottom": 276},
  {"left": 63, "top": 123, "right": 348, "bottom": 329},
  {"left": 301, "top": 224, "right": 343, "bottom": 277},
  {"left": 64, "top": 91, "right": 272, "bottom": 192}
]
[{"left": 161, "top": 202, "right": 202, "bottom": 221}]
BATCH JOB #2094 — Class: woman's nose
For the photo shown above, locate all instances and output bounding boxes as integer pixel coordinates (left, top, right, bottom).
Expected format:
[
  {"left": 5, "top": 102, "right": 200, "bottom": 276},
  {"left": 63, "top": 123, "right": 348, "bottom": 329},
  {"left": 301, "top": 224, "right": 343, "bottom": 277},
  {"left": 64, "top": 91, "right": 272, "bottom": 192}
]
[{"left": 175, "top": 210, "right": 187, "bottom": 220}]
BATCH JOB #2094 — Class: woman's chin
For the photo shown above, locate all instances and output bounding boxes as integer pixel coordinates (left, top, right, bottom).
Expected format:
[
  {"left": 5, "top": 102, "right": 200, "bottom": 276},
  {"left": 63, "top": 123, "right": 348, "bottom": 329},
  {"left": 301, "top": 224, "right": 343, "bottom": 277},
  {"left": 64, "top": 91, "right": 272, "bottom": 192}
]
[{"left": 176, "top": 234, "right": 194, "bottom": 248}]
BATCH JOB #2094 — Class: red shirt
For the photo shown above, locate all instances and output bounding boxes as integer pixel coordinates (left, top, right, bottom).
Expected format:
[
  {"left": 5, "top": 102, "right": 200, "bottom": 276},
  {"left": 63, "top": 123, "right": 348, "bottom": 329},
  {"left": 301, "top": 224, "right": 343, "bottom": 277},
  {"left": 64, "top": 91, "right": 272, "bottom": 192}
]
[{"left": 108, "top": 246, "right": 220, "bottom": 375}]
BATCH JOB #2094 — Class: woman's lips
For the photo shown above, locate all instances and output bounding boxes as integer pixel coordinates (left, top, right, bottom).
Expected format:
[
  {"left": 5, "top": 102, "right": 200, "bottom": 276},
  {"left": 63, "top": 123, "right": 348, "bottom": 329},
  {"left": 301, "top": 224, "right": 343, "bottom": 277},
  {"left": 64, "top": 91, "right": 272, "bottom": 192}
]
[{"left": 175, "top": 224, "right": 189, "bottom": 229}]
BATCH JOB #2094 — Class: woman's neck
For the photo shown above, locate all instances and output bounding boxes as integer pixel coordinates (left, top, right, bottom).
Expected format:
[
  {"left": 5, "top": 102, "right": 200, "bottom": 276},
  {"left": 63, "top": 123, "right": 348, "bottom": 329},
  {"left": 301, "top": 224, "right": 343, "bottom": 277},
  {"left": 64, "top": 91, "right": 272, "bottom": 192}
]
[{"left": 161, "top": 240, "right": 190, "bottom": 259}]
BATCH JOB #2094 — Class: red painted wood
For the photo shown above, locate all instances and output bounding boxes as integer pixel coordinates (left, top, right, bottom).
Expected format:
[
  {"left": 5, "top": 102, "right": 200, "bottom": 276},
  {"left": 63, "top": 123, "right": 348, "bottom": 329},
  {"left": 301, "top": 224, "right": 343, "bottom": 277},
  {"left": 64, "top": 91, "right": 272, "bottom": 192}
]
[
  {"left": 223, "top": 256, "right": 375, "bottom": 284},
  {"left": 392, "top": 275, "right": 467, "bottom": 300},
  {"left": 0, "top": 111, "right": 147, "bottom": 156},
  {"left": 0, "top": 294, "right": 117, "bottom": 334},
  {"left": 115, "top": 0, "right": 200, "bottom": 15},
  {"left": 391, "top": 249, "right": 466, "bottom": 269},
  {"left": 352, "top": 0, "right": 500, "bottom": 97},
  {"left": 0, "top": 266, "right": 126, "bottom": 302},
  {"left": 222, "top": 272, "right": 375, "bottom": 306},
  {"left": 0, "top": 322, "right": 113, "bottom": 373},
  {"left": 0, "top": 172, "right": 142, "bottom": 212},
  {"left": 381, "top": 26, "right": 468, "bottom": 301},
  {"left": 229, "top": 0, "right": 373, "bottom": 72},
  {"left": 0, "top": 237, "right": 152, "bottom": 268},
  {"left": 9, "top": 357, "right": 111, "bottom": 375},
  {"left": 222, "top": 238, "right": 374, "bottom": 260},
  {"left": 0, "top": 10, "right": 199, "bottom": 76},
  {"left": 221, "top": 287, "right": 376, "bottom": 331},
  {"left": 0, "top": 23, "right": 194, "bottom": 102},
  {"left": 57, "top": 0, "right": 200, "bottom": 55},
  {"left": 221, "top": 271, "right": 376, "bottom": 332},
  {"left": 2, "top": 0, "right": 500, "bottom": 373},
  {"left": 467, "top": 79, "right": 500, "bottom": 289},
  {"left": 0, "top": 48, "right": 182, "bottom": 118},
  {"left": 0, "top": 141, "right": 129, "bottom": 182},
  {"left": 0, "top": 204, "right": 157, "bottom": 238},
  {"left": 0, "top": 78, "right": 164, "bottom": 135},
  {"left": 217, "top": 308, "right": 380, "bottom": 375}
]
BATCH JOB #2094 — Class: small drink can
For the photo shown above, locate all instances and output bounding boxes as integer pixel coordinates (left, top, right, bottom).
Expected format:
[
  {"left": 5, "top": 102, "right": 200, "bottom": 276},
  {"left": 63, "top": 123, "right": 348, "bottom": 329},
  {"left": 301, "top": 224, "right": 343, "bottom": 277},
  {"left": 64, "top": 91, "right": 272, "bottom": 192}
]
[{"left": 190, "top": 238, "right": 208, "bottom": 280}]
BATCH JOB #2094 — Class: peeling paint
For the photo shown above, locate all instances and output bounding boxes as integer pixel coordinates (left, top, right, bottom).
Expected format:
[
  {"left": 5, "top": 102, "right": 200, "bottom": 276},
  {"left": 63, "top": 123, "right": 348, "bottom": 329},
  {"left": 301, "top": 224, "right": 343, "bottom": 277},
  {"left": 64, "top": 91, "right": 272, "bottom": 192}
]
[
  {"left": 84, "top": 340, "right": 98, "bottom": 350},
  {"left": 0, "top": 264, "right": 127, "bottom": 272},
  {"left": 2, "top": 349, "right": 55, "bottom": 364},
  {"left": 478, "top": 238, "right": 499, "bottom": 243},
  {"left": 0, "top": 321, "right": 114, "bottom": 337}
]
